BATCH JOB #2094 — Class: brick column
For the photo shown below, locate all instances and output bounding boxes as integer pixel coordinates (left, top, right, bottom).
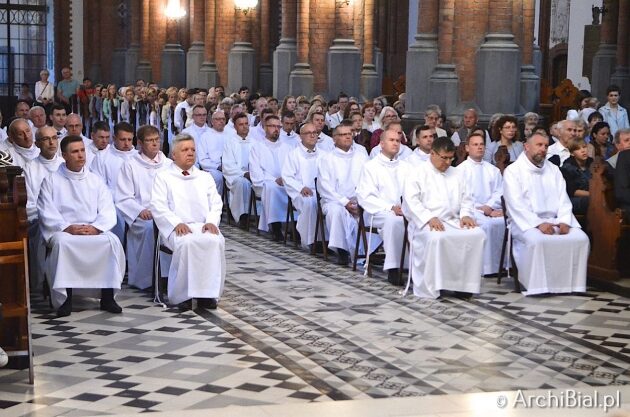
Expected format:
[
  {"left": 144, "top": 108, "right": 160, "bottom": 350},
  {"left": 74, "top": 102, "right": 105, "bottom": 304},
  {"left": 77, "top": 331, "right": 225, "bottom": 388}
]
[
  {"left": 258, "top": 0, "right": 273, "bottom": 94},
  {"left": 135, "top": 0, "right": 153, "bottom": 84},
  {"left": 427, "top": 0, "right": 459, "bottom": 114},
  {"left": 289, "top": 0, "right": 313, "bottom": 97},
  {"left": 327, "top": 1, "right": 361, "bottom": 98},
  {"left": 592, "top": 0, "right": 619, "bottom": 100},
  {"left": 228, "top": 6, "right": 256, "bottom": 94},
  {"left": 360, "top": 0, "right": 378, "bottom": 100},
  {"left": 186, "top": 0, "right": 205, "bottom": 88},
  {"left": 199, "top": 0, "right": 218, "bottom": 89},
  {"left": 611, "top": 0, "right": 630, "bottom": 107},
  {"left": 403, "top": 0, "right": 439, "bottom": 123},
  {"left": 273, "top": 0, "right": 297, "bottom": 99},
  {"left": 520, "top": 0, "right": 540, "bottom": 111}
]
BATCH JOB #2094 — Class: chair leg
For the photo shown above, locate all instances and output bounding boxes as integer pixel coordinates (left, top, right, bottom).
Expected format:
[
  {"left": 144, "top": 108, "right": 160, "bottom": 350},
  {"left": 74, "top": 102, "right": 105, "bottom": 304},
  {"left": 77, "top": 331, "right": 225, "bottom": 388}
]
[
  {"left": 312, "top": 211, "right": 319, "bottom": 256},
  {"left": 319, "top": 210, "right": 328, "bottom": 261},
  {"left": 399, "top": 226, "right": 408, "bottom": 282},
  {"left": 497, "top": 229, "right": 508, "bottom": 285},
  {"left": 510, "top": 239, "right": 521, "bottom": 292},
  {"left": 362, "top": 226, "right": 371, "bottom": 277},
  {"left": 284, "top": 200, "right": 291, "bottom": 245},
  {"left": 352, "top": 220, "right": 363, "bottom": 272},
  {"left": 291, "top": 209, "right": 298, "bottom": 248}
]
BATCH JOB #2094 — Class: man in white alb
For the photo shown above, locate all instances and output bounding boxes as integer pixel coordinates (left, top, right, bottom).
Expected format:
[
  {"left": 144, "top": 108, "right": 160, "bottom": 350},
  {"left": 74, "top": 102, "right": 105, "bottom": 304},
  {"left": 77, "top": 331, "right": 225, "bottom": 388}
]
[
  {"left": 456, "top": 132, "right": 505, "bottom": 276},
  {"left": 405, "top": 125, "right": 433, "bottom": 166},
  {"left": 116, "top": 125, "right": 171, "bottom": 290},
  {"left": 357, "top": 128, "right": 407, "bottom": 285},
  {"left": 196, "top": 110, "right": 229, "bottom": 195},
  {"left": 1, "top": 118, "right": 39, "bottom": 168},
  {"left": 281, "top": 122, "right": 321, "bottom": 249},
  {"left": 150, "top": 133, "right": 226, "bottom": 309},
  {"left": 402, "top": 137, "right": 486, "bottom": 299},
  {"left": 37, "top": 136, "right": 125, "bottom": 317},
  {"left": 86, "top": 121, "right": 110, "bottom": 170},
  {"left": 503, "top": 133, "right": 589, "bottom": 295}
]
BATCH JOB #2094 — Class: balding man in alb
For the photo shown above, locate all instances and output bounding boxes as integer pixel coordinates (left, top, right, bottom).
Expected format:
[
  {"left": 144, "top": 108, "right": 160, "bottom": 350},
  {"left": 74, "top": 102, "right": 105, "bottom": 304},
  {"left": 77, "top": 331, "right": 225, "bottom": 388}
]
[
  {"left": 1, "top": 118, "right": 39, "bottom": 168},
  {"left": 150, "top": 134, "right": 225, "bottom": 309},
  {"left": 402, "top": 137, "right": 486, "bottom": 299},
  {"left": 196, "top": 110, "right": 228, "bottom": 195},
  {"left": 116, "top": 125, "right": 172, "bottom": 290},
  {"left": 503, "top": 133, "right": 589, "bottom": 295}
]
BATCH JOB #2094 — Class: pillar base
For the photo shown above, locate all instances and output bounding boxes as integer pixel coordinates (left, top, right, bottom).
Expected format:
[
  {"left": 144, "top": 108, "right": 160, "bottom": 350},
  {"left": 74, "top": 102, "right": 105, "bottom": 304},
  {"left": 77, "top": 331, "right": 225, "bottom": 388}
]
[
  {"left": 111, "top": 48, "right": 127, "bottom": 88},
  {"left": 125, "top": 44, "right": 140, "bottom": 85},
  {"left": 160, "top": 43, "right": 186, "bottom": 88},
  {"left": 591, "top": 44, "right": 617, "bottom": 103},
  {"left": 273, "top": 38, "right": 297, "bottom": 99},
  {"left": 476, "top": 33, "right": 521, "bottom": 115},
  {"left": 259, "top": 63, "right": 273, "bottom": 95},
  {"left": 533, "top": 43, "right": 543, "bottom": 78},
  {"left": 360, "top": 64, "right": 379, "bottom": 102},
  {"left": 520, "top": 65, "right": 540, "bottom": 112},
  {"left": 228, "top": 42, "right": 256, "bottom": 94},
  {"left": 199, "top": 62, "right": 219, "bottom": 89},
  {"left": 428, "top": 64, "right": 459, "bottom": 115},
  {"left": 327, "top": 39, "right": 361, "bottom": 98},
  {"left": 186, "top": 42, "right": 205, "bottom": 88},
  {"left": 289, "top": 63, "right": 314, "bottom": 97},
  {"left": 374, "top": 47, "right": 384, "bottom": 96},
  {"left": 611, "top": 67, "right": 630, "bottom": 109},
  {"left": 135, "top": 61, "right": 153, "bottom": 85},
  {"left": 404, "top": 34, "right": 438, "bottom": 122}
]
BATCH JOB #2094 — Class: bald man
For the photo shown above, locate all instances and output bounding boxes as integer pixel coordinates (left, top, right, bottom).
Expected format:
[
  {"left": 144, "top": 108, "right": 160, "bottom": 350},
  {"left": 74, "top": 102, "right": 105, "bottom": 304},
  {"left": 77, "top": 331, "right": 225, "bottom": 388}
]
[{"left": 0, "top": 118, "right": 40, "bottom": 168}]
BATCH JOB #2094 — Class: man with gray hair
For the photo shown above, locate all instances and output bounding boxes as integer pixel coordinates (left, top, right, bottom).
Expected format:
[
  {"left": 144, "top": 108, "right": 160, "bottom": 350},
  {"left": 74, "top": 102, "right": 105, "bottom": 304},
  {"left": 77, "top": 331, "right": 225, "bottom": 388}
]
[
  {"left": 1, "top": 118, "right": 40, "bottom": 168},
  {"left": 28, "top": 105, "right": 48, "bottom": 137},
  {"left": 197, "top": 109, "right": 229, "bottom": 194},
  {"left": 451, "top": 108, "right": 489, "bottom": 146},
  {"left": 547, "top": 119, "right": 578, "bottom": 166},
  {"left": 606, "top": 128, "right": 630, "bottom": 170},
  {"left": 151, "top": 133, "right": 225, "bottom": 309}
]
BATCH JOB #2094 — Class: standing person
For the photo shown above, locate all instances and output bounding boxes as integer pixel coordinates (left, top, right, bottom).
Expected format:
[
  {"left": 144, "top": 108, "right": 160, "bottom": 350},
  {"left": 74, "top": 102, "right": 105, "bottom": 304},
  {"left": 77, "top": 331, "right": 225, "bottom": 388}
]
[
  {"left": 35, "top": 69, "right": 54, "bottom": 111},
  {"left": 37, "top": 136, "right": 125, "bottom": 317},
  {"left": 150, "top": 134, "right": 226, "bottom": 309},
  {"left": 55, "top": 67, "right": 79, "bottom": 114},
  {"left": 599, "top": 85, "right": 630, "bottom": 137}
]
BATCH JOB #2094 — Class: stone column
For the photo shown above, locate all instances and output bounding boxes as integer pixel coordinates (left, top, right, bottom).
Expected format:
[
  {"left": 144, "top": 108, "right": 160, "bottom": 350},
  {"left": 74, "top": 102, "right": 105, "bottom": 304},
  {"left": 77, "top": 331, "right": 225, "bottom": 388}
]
[
  {"left": 87, "top": 2, "right": 102, "bottom": 81},
  {"left": 476, "top": 0, "right": 521, "bottom": 115},
  {"left": 404, "top": 0, "right": 439, "bottom": 124},
  {"left": 259, "top": 0, "right": 273, "bottom": 94},
  {"left": 360, "top": 0, "right": 379, "bottom": 101},
  {"left": 124, "top": 0, "right": 141, "bottom": 85},
  {"left": 111, "top": 1, "right": 128, "bottom": 88},
  {"left": 273, "top": 0, "right": 297, "bottom": 99},
  {"left": 592, "top": 0, "right": 619, "bottom": 101},
  {"left": 611, "top": 0, "right": 630, "bottom": 107},
  {"left": 327, "top": 0, "right": 361, "bottom": 98},
  {"left": 199, "top": 0, "right": 219, "bottom": 88},
  {"left": 161, "top": 1, "right": 186, "bottom": 88},
  {"left": 520, "top": 0, "right": 539, "bottom": 111},
  {"left": 427, "top": 0, "right": 459, "bottom": 114},
  {"left": 186, "top": 0, "right": 205, "bottom": 88},
  {"left": 228, "top": 5, "right": 256, "bottom": 93},
  {"left": 135, "top": 0, "right": 153, "bottom": 83},
  {"left": 289, "top": 0, "right": 313, "bottom": 97}
]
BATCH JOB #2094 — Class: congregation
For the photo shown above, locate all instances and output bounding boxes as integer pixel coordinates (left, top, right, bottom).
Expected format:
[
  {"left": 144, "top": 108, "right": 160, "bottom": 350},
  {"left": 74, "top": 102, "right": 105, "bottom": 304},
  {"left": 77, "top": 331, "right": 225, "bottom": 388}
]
[{"left": 2, "top": 70, "right": 630, "bottom": 352}]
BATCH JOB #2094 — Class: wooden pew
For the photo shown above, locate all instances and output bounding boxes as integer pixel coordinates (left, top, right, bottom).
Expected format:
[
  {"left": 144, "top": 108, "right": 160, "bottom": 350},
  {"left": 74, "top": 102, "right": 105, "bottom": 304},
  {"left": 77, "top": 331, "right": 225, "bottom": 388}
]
[
  {"left": 586, "top": 162, "right": 630, "bottom": 281},
  {"left": 0, "top": 166, "right": 34, "bottom": 383}
]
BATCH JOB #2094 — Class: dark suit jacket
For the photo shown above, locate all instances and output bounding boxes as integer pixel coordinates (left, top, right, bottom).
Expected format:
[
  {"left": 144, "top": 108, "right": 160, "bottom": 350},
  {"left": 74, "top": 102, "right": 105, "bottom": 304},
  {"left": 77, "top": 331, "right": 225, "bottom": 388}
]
[{"left": 614, "top": 149, "right": 630, "bottom": 210}]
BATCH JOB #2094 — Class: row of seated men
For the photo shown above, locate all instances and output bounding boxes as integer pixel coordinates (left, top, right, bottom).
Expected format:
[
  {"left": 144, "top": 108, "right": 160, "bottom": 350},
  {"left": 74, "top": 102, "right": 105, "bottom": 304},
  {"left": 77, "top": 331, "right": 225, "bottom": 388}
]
[
  {"left": 3, "top": 107, "right": 588, "bottom": 308},
  {"left": 2, "top": 118, "right": 226, "bottom": 317}
]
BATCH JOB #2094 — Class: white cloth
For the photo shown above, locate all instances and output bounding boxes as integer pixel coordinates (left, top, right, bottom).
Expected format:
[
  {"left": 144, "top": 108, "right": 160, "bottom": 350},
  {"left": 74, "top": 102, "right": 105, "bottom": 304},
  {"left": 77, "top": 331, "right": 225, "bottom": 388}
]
[
  {"left": 546, "top": 140, "right": 570, "bottom": 166},
  {"left": 282, "top": 144, "right": 321, "bottom": 247},
  {"left": 369, "top": 144, "right": 412, "bottom": 160},
  {"left": 356, "top": 153, "right": 406, "bottom": 270},
  {"left": 223, "top": 134, "right": 255, "bottom": 221},
  {"left": 404, "top": 148, "right": 430, "bottom": 166},
  {"left": 451, "top": 130, "right": 491, "bottom": 147},
  {"left": 115, "top": 152, "right": 171, "bottom": 289},
  {"left": 456, "top": 158, "right": 505, "bottom": 275},
  {"left": 86, "top": 141, "right": 107, "bottom": 171},
  {"left": 317, "top": 146, "right": 368, "bottom": 253},
  {"left": 196, "top": 128, "right": 227, "bottom": 195},
  {"left": 249, "top": 138, "right": 291, "bottom": 231},
  {"left": 249, "top": 123, "right": 266, "bottom": 143},
  {"left": 92, "top": 145, "right": 138, "bottom": 243},
  {"left": 150, "top": 164, "right": 225, "bottom": 305},
  {"left": 402, "top": 162, "right": 485, "bottom": 299},
  {"left": 182, "top": 123, "right": 209, "bottom": 143},
  {"left": 174, "top": 101, "right": 192, "bottom": 131},
  {"left": 280, "top": 130, "right": 300, "bottom": 148},
  {"left": 317, "top": 133, "right": 335, "bottom": 152},
  {"left": 37, "top": 164, "right": 125, "bottom": 308},
  {"left": 503, "top": 153, "right": 589, "bottom": 295},
  {"left": 2, "top": 141, "right": 40, "bottom": 169}
]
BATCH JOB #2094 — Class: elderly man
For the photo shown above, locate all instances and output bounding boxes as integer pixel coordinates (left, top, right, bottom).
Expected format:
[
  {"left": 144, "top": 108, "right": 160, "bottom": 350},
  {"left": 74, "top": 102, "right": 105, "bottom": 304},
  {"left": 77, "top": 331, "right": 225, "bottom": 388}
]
[
  {"left": 197, "top": 110, "right": 229, "bottom": 195},
  {"left": 1, "top": 118, "right": 39, "bottom": 168},
  {"left": 249, "top": 115, "right": 291, "bottom": 240},
  {"left": 456, "top": 133, "right": 505, "bottom": 276},
  {"left": 503, "top": 133, "right": 589, "bottom": 295},
  {"left": 24, "top": 126, "right": 63, "bottom": 289},
  {"left": 357, "top": 128, "right": 407, "bottom": 284},
  {"left": 66, "top": 113, "right": 91, "bottom": 149},
  {"left": 28, "top": 105, "right": 48, "bottom": 137},
  {"left": 451, "top": 108, "right": 490, "bottom": 146},
  {"left": 606, "top": 128, "right": 630, "bottom": 170},
  {"left": 116, "top": 125, "right": 171, "bottom": 290},
  {"left": 38, "top": 136, "right": 125, "bottom": 317},
  {"left": 223, "top": 113, "right": 255, "bottom": 227},
  {"left": 547, "top": 119, "right": 578, "bottom": 166},
  {"left": 402, "top": 137, "right": 486, "bottom": 299},
  {"left": 317, "top": 123, "right": 369, "bottom": 264},
  {"left": 151, "top": 133, "right": 225, "bottom": 309},
  {"left": 282, "top": 122, "right": 322, "bottom": 249}
]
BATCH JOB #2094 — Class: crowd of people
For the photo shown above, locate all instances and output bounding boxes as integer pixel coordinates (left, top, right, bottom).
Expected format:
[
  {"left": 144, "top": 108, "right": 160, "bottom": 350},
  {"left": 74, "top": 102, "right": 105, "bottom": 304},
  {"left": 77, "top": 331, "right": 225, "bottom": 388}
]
[{"left": 2, "top": 69, "right": 630, "bottom": 335}]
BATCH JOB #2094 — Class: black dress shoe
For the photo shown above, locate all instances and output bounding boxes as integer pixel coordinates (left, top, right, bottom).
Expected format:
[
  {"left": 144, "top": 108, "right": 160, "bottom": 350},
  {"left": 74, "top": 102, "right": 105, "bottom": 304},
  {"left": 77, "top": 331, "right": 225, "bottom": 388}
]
[
  {"left": 271, "top": 222, "right": 284, "bottom": 241},
  {"left": 387, "top": 269, "right": 403, "bottom": 286},
  {"left": 197, "top": 298, "right": 218, "bottom": 309},
  {"left": 57, "top": 296, "right": 72, "bottom": 317},
  {"left": 238, "top": 214, "right": 249, "bottom": 229},
  {"left": 178, "top": 299, "right": 192, "bottom": 311},
  {"left": 453, "top": 291, "right": 473, "bottom": 300},
  {"left": 100, "top": 298, "right": 123, "bottom": 314},
  {"left": 336, "top": 249, "right": 350, "bottom": 265}
]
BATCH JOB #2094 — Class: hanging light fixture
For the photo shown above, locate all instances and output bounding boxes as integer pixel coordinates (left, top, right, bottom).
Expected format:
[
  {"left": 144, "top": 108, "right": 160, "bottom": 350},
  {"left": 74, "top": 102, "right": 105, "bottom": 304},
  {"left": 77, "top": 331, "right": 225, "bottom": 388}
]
[{"left": 234, "top": 0, "right": 258, "bottom": 15}]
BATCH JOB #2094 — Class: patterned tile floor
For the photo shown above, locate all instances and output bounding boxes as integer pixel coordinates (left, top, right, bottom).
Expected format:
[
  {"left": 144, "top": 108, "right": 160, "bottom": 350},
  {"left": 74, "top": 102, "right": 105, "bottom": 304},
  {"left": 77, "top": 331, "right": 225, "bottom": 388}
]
[{"left": 1, "top": 224, "right": 630, "bottom": 416}]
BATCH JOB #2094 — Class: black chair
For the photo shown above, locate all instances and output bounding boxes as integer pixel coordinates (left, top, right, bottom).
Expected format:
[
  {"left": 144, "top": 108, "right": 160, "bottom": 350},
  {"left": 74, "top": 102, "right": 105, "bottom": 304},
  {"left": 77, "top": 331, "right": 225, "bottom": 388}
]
[
  {"left": 311, "top": 180, "right": 328, "bottom": 260},
  {"left": 497, "top": 196, "right": 521, "bottom": 292},
  {"left": 222, "top": 177, "right": 231, "bottom": 226},
  {"left": 284, "top": 197, "right": 298, "bottom": 247},
  {"left": 152, "top": 223, "right": 171, "bottom": 306},
  {"left": 399, "top": 216, "right": 410, "bottom": 282},
  {"left": 247, "top": 187, "right": 262, "bottom": 235},
  {"left": 352, "top": 206, "right": 384, "bottom": 277}
]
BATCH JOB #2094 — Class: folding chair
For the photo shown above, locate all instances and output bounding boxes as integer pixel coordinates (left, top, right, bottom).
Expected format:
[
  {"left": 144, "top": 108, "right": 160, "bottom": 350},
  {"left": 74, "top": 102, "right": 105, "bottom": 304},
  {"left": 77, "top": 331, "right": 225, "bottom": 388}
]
[
  {"left": 497, "top": 196, "right": 521, "bottom": 292},
  {"left": 152, "top": 223, "right": 171, "bottom": 306},
  {"left": 222, "top": 177, "right": 231, "bottom": 225},
  {"left": 352, "top": 206, "right": 384, "bottom": 277},
  {"left": 284, "top": 197, "right": 298, "bottom": 247},
  {"left": 311, "top": 179, "right": 328, "bottom": 260},
  {"left": 399, "top": 216, "right": 410, "bottom": 282},
  {"left": 247, "top": 188, "right": 262, "bottom": 235}
]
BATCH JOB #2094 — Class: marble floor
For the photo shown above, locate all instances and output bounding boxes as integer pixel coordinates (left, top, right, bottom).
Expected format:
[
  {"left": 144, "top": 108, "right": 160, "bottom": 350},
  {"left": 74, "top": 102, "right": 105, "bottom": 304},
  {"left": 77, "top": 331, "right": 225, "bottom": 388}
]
[{"left": 1, "top": 224, "right": 630, "bottom": 416}]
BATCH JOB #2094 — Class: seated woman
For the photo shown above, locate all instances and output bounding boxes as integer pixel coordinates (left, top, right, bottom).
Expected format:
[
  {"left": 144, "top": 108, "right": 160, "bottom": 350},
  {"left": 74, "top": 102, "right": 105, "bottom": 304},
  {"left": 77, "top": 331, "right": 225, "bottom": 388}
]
[
  {"left": 587, "top": 121, "right": 615, "bottom": 159},
  {"left": 484, "top": 115, "right": 523, "bottom": 165},
  {"left": 561, "top": 138, "right": 593, "bottom": 215}
]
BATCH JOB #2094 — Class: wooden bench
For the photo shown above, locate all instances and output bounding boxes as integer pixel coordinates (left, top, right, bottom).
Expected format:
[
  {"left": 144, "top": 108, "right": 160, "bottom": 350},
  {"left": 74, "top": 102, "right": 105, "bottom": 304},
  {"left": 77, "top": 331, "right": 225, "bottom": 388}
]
[{"left": 586, "top": 162, "right": 630, "bottom": 281}]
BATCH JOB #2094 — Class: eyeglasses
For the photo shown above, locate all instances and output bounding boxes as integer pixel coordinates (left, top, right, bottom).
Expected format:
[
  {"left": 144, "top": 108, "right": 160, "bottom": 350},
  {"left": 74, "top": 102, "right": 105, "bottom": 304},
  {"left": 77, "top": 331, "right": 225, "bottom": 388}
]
[
  {"left": 142, "top": 138, "right": 161, "bottom": 144},
  {"left": 334, "top": 132, "right": 353, "bottom": 137}
]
